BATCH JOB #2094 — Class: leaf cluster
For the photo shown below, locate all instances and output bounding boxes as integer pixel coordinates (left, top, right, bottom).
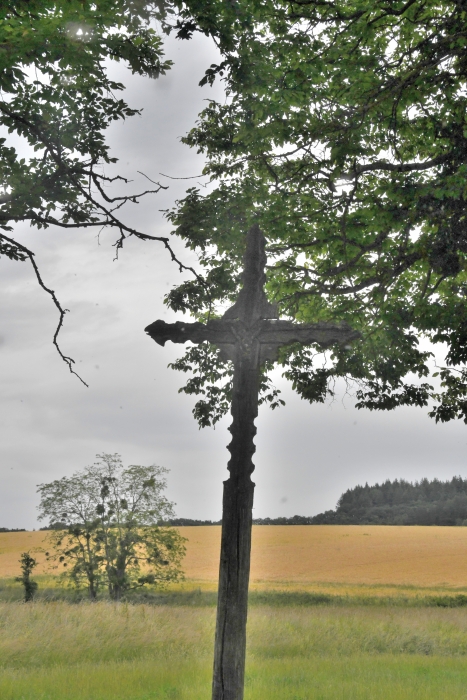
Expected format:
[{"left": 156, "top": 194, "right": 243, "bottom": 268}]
[
  {"left": 169, "top": 341, "right": 283, "bottom": 426},
  {"left": 15, "top": 551, "right": 38, "bottom": 602},
  {"left": 0, "top": 1, "right": 172, "bottom": 233}
]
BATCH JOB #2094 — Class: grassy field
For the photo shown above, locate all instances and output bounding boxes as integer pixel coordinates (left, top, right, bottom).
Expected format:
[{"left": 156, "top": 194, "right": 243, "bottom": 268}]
[
  {"left": 1, "top": 601, "right": 467, "bottom": 699},
  {"left": 2, "top": 526, "right": 467, "bottom": 698}
]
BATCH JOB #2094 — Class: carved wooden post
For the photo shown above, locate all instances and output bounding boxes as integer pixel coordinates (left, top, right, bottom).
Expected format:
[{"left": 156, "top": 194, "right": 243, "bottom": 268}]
[
  {"left": 145, "top": 224, "right": 360, "bottom": 700},
  {"left": 211, "top": 225, "right": 272, "bottom": 700},
  {"left": 212, "top": 350, "right": 257, "bottom": 700}
]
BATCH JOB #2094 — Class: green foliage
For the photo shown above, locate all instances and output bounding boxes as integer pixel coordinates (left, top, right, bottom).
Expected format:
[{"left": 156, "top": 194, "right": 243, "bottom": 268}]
[
  {"left": 429, "top": 370, "right": 467, "bottom": 422},
  {"left": 313, "top": 476, "right": 467, "bottom": 525},
  {"left": 164, "top": 0, "right": 467, "bottom": 426},
  {"left": 0, "top": 1, "right": 172, "bottom": 234},
  {"left": 169, "top": 342, "right": 283, "bottom": 426},
  {"left": 15, "top": 552, "right": 38, "bottom": 602},
  {"left": 0, "top": 1, "right": 180, "bottom": 379},
  {"left": 37, "top": 453, "right": 186, "bottom": 600}
]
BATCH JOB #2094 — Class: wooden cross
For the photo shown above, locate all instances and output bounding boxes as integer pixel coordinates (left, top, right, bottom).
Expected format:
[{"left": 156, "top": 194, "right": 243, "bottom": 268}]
[{"left": 145, "top": 224, "right": 359, "bottom": 700}]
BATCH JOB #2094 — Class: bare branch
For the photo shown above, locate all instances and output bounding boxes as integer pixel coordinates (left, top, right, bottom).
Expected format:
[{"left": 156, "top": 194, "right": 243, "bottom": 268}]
[
  {"left": 0, "top": 233, "right": 88, "bottom": 387},
  {"left": 159, "top": 172, "right": 206, "bottom": 180},
  {"left": 91, "top": 172, "right": 168, "bottom": 204}
]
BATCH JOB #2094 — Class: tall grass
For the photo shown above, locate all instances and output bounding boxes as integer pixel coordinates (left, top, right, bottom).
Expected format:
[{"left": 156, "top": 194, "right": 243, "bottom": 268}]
[
  {"left": 3, "top": 574, "right": 467, "bottom": 607},
  {"left": 0, "top": 603, "right": 213, "bottom": 667},
  {"left": 1, "top": 602, "right": 467, "bottom": 698},
  {"left": 3, "top": 602, "right": 467, "bottom": 669},
  {"left": 1, "top": 657, "right": 467, "bottom": 700},
  {"left": 3, "top": 524, "right": 467, "bottom": 698}
]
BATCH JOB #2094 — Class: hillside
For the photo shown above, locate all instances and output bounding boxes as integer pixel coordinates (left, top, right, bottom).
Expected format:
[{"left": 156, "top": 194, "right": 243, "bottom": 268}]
[{"left": 312, "top": 477, "right": 467, "bottom": 526}]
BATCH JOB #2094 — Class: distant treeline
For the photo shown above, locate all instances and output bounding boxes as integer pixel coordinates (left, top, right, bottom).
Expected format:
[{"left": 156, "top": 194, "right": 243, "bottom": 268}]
[
  {"left": 166, "top": 477, "right": 467, "bottom": 527},
  {"left": 252, "top": 516, "right": 315, "bottom": 525},
  {"left": 42, "top": 518, "right": 313, "bottom": 528},
  {"left": 0, "top": 527, "right": 26, "bottom": 532},
  {"left": 34, "top": 477, "right": 467, "bottom": 531},
  {"left": 164, "top": 518, "right": 222, "bottom": 526},
  {"left": 312, "top": 476, "right": 467, "bottom": 526},
  {"left": 162, "top": 516, "right": 314, "bottom": 526}
]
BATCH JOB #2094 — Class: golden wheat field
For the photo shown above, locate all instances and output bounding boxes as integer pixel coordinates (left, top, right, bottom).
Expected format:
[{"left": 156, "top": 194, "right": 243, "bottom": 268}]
[{"left": 2, "top": 525, "right": 467, "bottom": 589}]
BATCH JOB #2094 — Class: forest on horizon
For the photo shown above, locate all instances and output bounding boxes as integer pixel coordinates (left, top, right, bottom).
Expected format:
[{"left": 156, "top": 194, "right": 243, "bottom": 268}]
[
  {"left": 308, "top": 476, "right": 467, "bottom": 526},
  {"left": 170, "top": 476, "right": 467, "bottom": 527}
]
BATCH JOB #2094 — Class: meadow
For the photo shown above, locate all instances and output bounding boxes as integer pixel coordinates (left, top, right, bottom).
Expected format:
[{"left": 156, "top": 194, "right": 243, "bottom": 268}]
[{"left": 2, "top": 526, "right": 467, "bottom": 699}]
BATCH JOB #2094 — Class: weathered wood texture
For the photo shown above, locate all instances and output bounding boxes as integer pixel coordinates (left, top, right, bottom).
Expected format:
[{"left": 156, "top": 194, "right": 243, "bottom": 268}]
[
  {"left": 145, "top": 224, "right": 359, "bottom": 700},
  {"left": 212, "top": 354, "right": 257, "bottom": 700}
]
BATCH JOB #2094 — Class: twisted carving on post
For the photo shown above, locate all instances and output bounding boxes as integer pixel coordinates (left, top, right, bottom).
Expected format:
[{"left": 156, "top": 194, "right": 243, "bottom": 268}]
[{"left": 145, "top": 224, "right": 360, "bottom": 700}]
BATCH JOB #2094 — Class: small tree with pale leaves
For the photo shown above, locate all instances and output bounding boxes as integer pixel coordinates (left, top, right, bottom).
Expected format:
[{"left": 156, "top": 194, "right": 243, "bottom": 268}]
[{"left": 37, "top": 454, "right": 185, "bottom": 600}]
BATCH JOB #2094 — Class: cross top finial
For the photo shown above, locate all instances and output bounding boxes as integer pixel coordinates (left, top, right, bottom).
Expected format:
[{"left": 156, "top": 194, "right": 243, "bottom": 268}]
[{"left": 221, "top": 224, "right": 279, "bottom": 326}]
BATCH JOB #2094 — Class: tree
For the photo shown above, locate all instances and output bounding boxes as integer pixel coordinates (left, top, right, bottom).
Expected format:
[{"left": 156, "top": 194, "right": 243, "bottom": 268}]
[
  {"left": 37, "top": 453, "right": 185, "bottom": 600},
  {"left": 146, "top": 2, "right": 467, "bottom": 698},
  {"left": 0, "top": 1, "right": 201, "bottom": 382},
  {"left": 164, "top": 0, "right": 467, "bottom": 428},
  {"left": 15, "top": 551, "right": 38, "bottom": 602}
]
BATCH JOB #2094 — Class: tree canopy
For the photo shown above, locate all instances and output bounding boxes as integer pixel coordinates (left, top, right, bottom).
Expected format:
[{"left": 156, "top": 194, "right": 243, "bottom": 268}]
[
  {"left": 0, "top": 1, "right": 171, "bottom": 240},
  {"left": 161, "top": 0, "right": 467, "bottom": 426},
  {"left": 3, "top": 1, "right": 467, "bottom": 421}
]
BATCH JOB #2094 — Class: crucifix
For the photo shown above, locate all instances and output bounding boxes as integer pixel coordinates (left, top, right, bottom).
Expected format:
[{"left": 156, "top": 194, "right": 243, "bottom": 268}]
[{"left": 145, "top": 224, "right": 359, "bottom": 700}]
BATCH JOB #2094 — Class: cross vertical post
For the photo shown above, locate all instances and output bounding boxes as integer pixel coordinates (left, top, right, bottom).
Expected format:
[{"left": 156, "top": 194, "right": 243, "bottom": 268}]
[
  {"left": 145, "top": 225, "right": 360, "bottom": 700},
  {"left": 212, "top": 349, "right": 257, "bottom": 700},
  {"left": 211, "top": 224, "right": 276, "bottom": 700}
]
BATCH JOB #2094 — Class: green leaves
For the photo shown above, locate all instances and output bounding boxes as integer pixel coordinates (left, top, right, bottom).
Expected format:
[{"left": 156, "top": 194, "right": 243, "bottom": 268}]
[
  {"left": 169, "top": 343, "right": 233, "bottom": 427},
  {"left": 163, "top": 0, "right": 467, "bottom": 425},
  {"left": 428, "top": 368, "right": 467, "bottom": 424},
  {"left": 0, "top": 2, "right": 184, "bottom": 379},
  {"left": 37, "top": 453, "right": 185, "bottom": 599},
  {"left": 15, "top": 551, "right": 38, "bottom": 602},
  {"left": 0, "top": 0, "right": 174, "bottom": 235}
]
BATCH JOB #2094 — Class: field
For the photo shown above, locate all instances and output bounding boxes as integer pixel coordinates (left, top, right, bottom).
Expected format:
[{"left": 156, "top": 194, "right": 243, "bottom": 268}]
[
  {"left": 3, "top": 525, "right": 467, "bottom": 597},
  {"left": 2, "top": 526, "right": 467, "bottom": 698}
]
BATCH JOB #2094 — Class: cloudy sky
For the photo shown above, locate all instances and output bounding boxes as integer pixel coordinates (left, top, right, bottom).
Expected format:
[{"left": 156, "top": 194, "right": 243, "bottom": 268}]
[{"left": 1, "top": 33, "right": 466, "bottom": 530}]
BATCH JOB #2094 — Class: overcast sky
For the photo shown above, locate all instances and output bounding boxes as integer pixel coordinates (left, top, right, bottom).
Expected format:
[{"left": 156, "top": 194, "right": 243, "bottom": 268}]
[{"left": 1, "top": 33, "right": 466, "bottom": 530}]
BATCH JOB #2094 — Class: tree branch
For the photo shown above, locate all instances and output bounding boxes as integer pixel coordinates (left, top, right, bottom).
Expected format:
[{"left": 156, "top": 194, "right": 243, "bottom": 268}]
[{"left": 0, "top": 232, "right": 88, "bottom": 387}]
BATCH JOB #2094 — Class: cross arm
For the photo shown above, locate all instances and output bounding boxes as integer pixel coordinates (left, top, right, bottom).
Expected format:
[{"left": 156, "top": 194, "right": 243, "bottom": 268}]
[
  {"left": 257, "top": 320, "right": 361, "bottom": 362},
  {"left": 145, "top": 318, "right": 360, "bottom": 363},
  {"left": 144, "top": 319, "right": 238, "bottom": 347},
  {"left": 259, "top": 320, "right": 360, "bottom": 347}
]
